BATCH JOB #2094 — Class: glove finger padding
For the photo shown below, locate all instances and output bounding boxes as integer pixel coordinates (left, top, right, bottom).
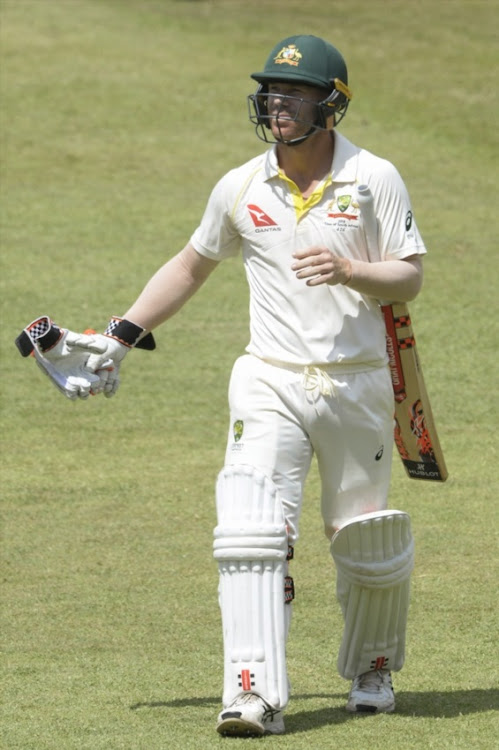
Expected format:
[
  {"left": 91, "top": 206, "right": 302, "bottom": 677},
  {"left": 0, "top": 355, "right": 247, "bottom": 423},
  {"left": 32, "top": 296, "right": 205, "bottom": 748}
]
[
  {"left": 33, "top": 337, "right": 102, "bottom": 400},
  {"left": 85, "top": 348, "right": 123, "bottom": 374},
  {"left": 104, "top": 371, "right": 120, "bottom": 398},
  {"left": 88, "top": 360, "right": 121, "bottom": 398}
]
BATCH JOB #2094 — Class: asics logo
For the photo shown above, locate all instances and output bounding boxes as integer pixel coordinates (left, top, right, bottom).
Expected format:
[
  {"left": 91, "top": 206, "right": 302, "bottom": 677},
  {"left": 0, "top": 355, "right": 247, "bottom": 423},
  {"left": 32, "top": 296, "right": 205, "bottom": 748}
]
[{"left": 247, "top": 204, "right": 278, "bottom": 227}]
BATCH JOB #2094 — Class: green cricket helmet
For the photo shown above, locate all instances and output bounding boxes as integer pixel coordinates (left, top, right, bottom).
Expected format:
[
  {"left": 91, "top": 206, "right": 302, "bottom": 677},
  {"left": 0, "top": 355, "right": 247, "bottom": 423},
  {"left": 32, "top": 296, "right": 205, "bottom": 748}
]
[{"left": 248, "top": 34, "right": 352, "bottom": 145}]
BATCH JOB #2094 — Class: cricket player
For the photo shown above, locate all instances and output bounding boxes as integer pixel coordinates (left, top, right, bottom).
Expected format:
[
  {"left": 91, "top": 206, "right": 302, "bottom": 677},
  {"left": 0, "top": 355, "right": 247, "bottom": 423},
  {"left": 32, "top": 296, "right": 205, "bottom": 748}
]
[{"left": 22, "top": 35, "right": 425, "bottom": 736}]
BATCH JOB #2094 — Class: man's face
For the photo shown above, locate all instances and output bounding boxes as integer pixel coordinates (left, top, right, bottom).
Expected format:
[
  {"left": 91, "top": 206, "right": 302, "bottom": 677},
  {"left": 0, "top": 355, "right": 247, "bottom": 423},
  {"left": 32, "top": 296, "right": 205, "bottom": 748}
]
[{"left": 266, "top": 82, "right": 327, "bottom": 142}]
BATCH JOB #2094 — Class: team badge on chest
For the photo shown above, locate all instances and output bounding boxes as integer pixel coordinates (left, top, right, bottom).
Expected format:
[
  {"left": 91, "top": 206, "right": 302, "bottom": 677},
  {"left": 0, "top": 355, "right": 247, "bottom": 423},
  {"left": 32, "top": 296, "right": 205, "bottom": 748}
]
[{"left": 325, "top": 192, "right": 360, "bottom": 232}]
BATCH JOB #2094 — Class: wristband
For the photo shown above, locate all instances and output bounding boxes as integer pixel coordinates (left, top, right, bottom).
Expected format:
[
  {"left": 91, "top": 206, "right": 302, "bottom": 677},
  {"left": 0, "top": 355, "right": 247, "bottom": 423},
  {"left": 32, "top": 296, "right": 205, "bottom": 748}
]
[
  {"left": 104, "top": 317, "right": 156, "bottom": 350},
  {"left": 15, "top": 316, "right": 63, "bottom": 357}
]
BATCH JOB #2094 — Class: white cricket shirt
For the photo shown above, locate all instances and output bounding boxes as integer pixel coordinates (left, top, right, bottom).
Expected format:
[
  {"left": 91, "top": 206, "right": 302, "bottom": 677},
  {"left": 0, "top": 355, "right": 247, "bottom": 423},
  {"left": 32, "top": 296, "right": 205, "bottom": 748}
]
[{"left": 190, "top": 132, "right": 426, "bottom": 367}]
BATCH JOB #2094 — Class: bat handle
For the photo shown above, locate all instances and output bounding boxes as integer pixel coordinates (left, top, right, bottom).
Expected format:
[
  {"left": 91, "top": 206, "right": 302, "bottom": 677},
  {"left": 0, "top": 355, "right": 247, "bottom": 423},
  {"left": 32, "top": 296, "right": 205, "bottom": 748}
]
[
  {"left": 356, "top": 184, "right": 381, "bottom": 264},
  {"left": 356, "top": 183, "right": 392, "bottom": 306}
]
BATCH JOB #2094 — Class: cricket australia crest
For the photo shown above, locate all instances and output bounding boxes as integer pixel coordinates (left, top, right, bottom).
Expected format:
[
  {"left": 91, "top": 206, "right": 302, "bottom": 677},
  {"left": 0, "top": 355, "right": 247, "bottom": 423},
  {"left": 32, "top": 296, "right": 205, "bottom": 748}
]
[
  {"left": 325, "top": 192, "right": 360, "bottom": 231},
  {"left": 233, "top": 420, "right": 244, "bottom": 443}
]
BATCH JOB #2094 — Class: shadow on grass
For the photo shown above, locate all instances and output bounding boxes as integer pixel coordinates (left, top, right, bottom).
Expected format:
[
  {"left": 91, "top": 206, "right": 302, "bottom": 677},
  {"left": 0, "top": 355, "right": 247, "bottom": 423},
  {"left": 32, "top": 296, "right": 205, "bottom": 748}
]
[{"left": 130, "top": 688, "right": 498, "bottom": 732}]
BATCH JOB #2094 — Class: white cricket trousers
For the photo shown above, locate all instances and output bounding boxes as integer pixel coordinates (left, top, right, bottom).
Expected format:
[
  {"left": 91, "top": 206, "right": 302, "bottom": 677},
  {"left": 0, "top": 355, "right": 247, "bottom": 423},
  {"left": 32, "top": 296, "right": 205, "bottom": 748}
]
[{"left": 224, "top": 354, "right": 394, "bottom": 542}]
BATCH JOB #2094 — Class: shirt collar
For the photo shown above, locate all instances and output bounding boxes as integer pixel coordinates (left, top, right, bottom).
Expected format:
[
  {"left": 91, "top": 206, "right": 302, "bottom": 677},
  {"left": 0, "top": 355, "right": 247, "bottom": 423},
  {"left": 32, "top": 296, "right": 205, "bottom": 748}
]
[
  {"left": 330, "top": 131, "right": 358, "bottom": 183},
  {"left": 263, "top": 131, "right": 358, "bottom": 184},
  {"left": 263, "top": 147, "right": 280, "bottom": 180}
]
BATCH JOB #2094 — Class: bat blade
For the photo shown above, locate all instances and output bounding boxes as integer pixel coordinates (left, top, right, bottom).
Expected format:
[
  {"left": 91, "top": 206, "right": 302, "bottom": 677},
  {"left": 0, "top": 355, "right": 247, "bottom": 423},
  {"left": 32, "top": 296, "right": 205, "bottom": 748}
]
[
  {"left": 356, "top": 183, "right": 447, "bottom": 482},
  {"left": 385, "top": 302, "right": 448, "bottom": 481}
]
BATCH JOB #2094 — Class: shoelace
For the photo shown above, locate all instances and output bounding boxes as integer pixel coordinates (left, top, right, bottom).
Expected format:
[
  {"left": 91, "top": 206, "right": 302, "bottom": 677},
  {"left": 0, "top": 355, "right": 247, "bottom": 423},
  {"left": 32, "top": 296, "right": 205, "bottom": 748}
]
[
  {"left": 302, "top": 366, "right": 336, "bottom": 397},
  {"left": 232, "top": 693, "right": 281, "bottom": 719},
  {"left": 354, "top": 670, "right": 391, "bottom": 693},
  {"left": 237, "top": 693, "right": 261, "bottom": 706}
]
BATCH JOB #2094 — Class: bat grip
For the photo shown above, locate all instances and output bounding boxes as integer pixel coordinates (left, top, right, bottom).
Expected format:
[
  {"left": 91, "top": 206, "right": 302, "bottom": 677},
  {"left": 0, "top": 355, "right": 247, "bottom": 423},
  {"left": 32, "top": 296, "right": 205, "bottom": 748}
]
[{"left": 356, "top": 184, "right": 381, "bottom": 264}]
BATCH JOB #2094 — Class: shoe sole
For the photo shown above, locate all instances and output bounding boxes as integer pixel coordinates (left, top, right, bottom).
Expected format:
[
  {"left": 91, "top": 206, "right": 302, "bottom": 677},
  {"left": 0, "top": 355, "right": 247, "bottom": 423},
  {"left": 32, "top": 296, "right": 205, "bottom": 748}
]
[
  {"left": 347, "top": 702, "right": 395, "bottom": 714},
  {"left": 217, "top": 717, "right": 265, "bottom": 737}
]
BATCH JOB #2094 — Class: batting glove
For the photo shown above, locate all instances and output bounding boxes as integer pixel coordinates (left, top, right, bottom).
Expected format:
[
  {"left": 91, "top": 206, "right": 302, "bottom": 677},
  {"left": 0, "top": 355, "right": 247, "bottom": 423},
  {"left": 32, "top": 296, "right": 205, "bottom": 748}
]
[
  {"left": 85, "top": 317, "right": 155, "bottom": 398},
  {"left": 15, "top": 316, "right": 110, "bottom": 400}
]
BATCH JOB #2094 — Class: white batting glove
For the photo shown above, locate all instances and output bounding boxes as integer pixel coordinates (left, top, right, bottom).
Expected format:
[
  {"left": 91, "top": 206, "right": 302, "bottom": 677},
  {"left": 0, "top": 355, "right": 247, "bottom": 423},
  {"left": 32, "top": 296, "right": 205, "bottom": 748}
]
[
  {"left": 85, "top": 335, "right": 128, "bottom": 398},
  {"left": 85, "top": 317, "right": 156, "bottom": 398},
  {"left": 16, "top": 316, "right": 111, "bottom": 400}
]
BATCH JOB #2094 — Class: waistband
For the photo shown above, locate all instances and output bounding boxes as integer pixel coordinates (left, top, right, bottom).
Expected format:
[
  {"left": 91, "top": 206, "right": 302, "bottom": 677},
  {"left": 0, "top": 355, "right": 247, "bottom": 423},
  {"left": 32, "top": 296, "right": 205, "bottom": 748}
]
[
  {"left": 256, "top": 355, "right": 387, "bottom": 376},
  {"left": 255, "top": 356, "right": 387, "bottom": 397}
]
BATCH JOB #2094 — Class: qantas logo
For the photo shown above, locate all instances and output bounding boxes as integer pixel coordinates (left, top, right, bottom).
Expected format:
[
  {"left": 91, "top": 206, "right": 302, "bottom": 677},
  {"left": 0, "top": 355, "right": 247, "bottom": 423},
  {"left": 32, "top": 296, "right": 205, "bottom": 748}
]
[{"left": 247, "top": 204, "right": 281, "bottom": 232}]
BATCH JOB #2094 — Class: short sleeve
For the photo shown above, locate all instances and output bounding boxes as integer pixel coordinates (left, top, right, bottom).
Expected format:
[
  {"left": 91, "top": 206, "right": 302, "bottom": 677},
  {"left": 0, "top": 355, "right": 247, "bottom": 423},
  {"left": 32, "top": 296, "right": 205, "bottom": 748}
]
[
  {"left": 190, "top": 174, "right": 241, "bottom": 261},
  {"left": 372, "top": 161, "right": 427, "bottom": 261}
]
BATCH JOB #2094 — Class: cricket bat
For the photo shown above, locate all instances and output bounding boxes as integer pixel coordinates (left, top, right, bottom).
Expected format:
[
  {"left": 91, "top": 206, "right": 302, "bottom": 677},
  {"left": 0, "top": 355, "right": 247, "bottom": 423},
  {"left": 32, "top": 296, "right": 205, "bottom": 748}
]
[{"left": 356, "top": 185, "right": 448, "bottom": 481}]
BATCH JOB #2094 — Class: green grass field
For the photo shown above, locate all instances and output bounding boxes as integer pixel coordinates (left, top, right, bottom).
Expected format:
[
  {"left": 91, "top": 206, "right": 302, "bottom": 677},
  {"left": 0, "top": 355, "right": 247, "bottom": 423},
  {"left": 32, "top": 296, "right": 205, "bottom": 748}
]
[{"left": 1, "top": 1, "right": 498, "bottom": 748}]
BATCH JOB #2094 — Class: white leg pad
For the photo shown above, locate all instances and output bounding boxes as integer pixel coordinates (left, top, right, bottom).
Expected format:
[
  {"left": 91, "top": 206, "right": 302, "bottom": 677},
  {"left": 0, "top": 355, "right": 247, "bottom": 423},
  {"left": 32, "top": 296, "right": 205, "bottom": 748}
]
[
  {"left": 331, "top": 510, "right": 414, "bottom": 679},
  {"left": 213, "top": 465, "right": 289, "bottom": 709}
]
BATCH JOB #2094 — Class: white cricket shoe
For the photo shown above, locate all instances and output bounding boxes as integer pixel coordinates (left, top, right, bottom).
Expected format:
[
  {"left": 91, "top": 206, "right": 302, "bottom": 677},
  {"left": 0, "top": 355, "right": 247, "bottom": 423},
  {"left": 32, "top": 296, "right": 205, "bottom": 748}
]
[
  {"left": 216, "top": 693, "right": 285, "bottom": 737},
  {"left": 346, "top": 670, "right": 395, "bottom": 714}
]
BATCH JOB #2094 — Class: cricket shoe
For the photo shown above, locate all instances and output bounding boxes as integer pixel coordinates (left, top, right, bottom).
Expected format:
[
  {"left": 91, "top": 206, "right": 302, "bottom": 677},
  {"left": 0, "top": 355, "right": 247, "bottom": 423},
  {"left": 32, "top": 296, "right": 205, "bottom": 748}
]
[
  {"left": 346, "top": 669, "right": 395, "bottom": 714},
  {"left": 216, "top": 693, "right": 285, "bottom": 737}
]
